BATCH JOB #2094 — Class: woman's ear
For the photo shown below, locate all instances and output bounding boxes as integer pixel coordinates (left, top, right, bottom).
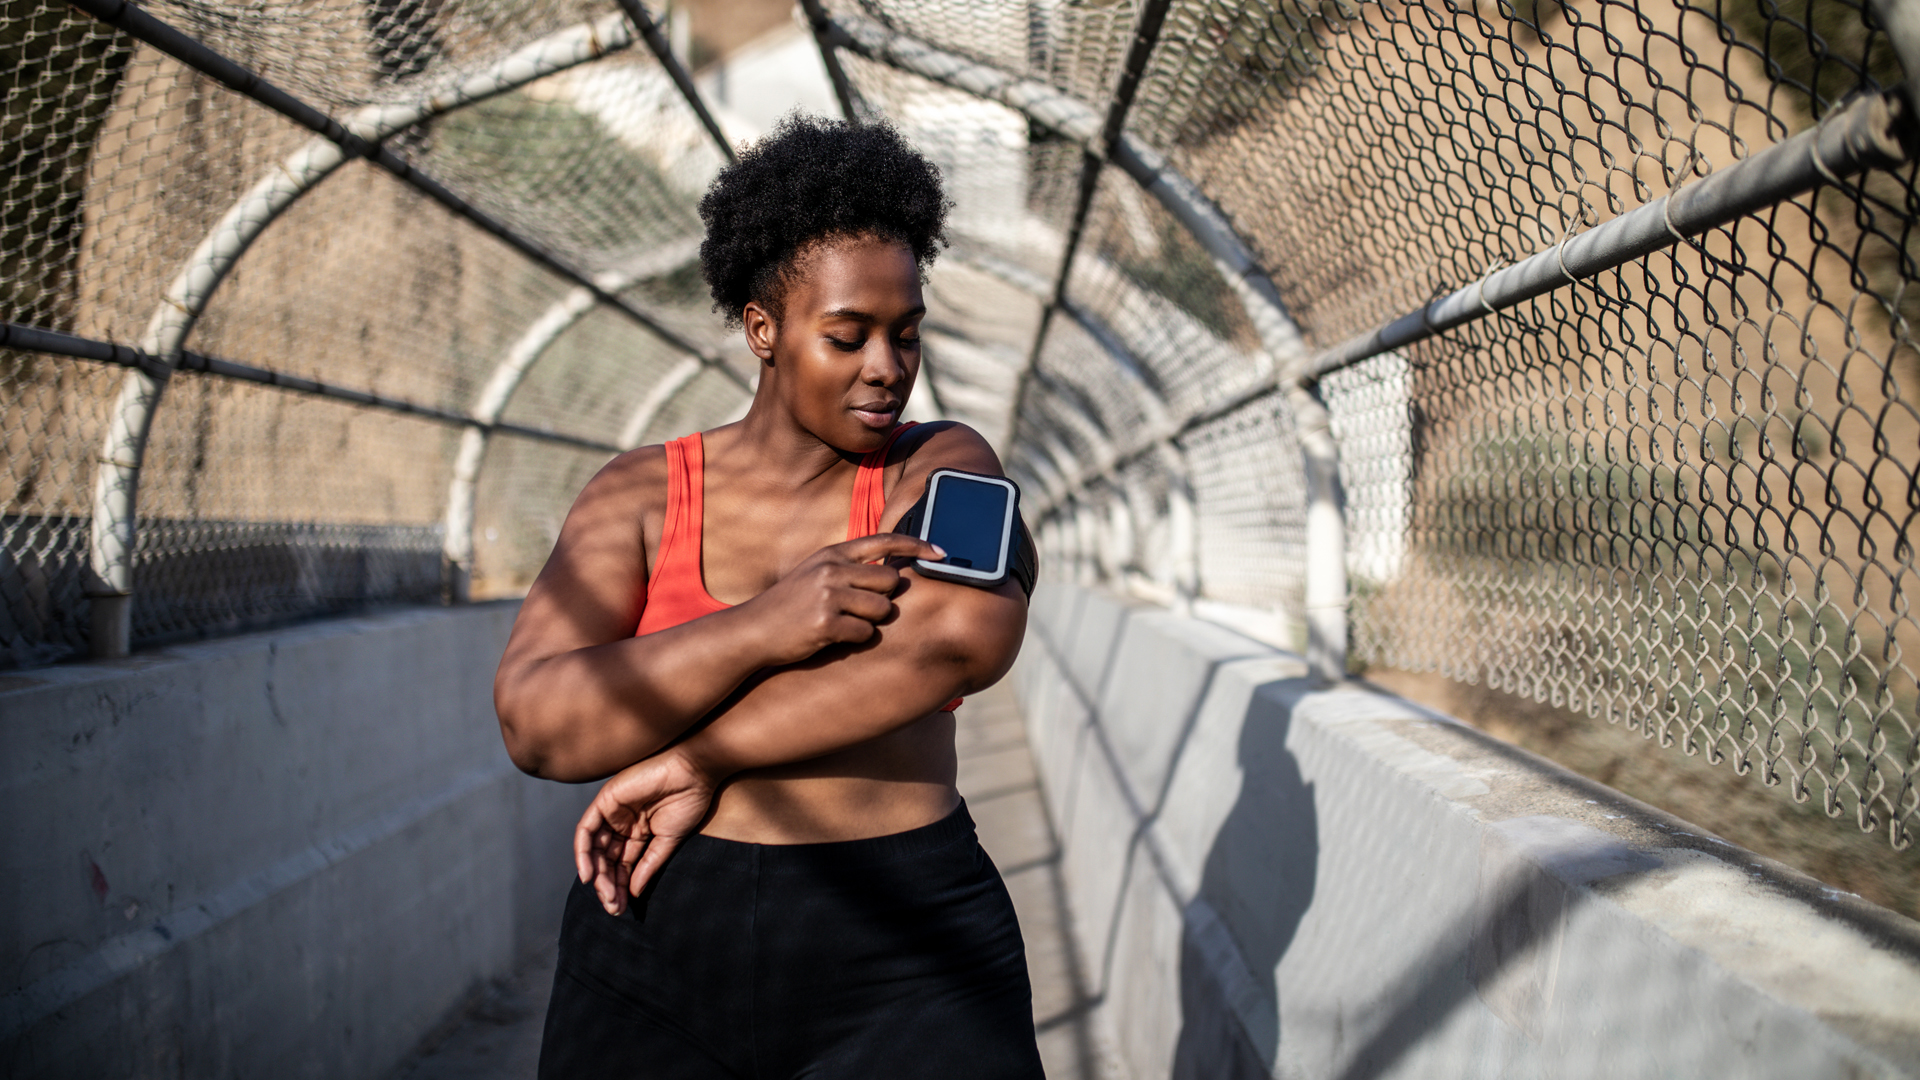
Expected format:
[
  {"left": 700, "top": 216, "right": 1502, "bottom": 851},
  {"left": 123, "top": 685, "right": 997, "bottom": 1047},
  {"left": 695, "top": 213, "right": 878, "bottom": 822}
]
[{"left": 742, "top": 301, "right": 777, "bottom": 363}]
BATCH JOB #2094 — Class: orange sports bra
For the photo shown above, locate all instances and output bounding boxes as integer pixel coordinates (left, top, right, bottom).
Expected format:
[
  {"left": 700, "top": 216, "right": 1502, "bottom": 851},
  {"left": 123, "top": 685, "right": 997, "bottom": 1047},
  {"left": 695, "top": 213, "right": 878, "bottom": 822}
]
[{"left": 635, "top": 422, "right": 960, "bottom": 712}]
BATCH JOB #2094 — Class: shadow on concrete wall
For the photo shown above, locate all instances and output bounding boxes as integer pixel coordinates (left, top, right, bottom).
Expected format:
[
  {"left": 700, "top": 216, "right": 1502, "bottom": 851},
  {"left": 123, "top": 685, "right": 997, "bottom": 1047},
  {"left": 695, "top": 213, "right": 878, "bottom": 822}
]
[
  {"left": 1165, "top": 674, "right": 1664, "bottom": 1079},
  {"left": 1027, "top": 586, "right": 1920, "bottom": 1078},
  {"left": 1170, "top": 676, "right": 1317, "bottom": 1079}
]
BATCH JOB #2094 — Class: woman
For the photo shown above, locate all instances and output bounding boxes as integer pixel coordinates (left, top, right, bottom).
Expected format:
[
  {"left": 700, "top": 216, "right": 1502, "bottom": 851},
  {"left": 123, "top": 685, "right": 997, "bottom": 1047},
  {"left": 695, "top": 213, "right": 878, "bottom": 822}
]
[{"left": 493, "top": 116, "right": 1042, "bottom": 1078}]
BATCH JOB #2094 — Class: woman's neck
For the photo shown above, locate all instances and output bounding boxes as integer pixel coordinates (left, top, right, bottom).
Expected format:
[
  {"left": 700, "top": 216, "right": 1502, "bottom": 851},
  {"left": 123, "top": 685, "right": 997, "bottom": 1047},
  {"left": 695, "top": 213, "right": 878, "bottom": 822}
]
[{"left": 712, "top": 391, "right": 868, "bottom": 492}]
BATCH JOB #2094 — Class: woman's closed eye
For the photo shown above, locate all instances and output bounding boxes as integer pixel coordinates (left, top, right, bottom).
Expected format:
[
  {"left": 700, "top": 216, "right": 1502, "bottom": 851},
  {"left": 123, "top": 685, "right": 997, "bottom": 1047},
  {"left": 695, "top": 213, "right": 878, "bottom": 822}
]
[{"left": 826, "top": 333, "right": 919, "bottom": 351}]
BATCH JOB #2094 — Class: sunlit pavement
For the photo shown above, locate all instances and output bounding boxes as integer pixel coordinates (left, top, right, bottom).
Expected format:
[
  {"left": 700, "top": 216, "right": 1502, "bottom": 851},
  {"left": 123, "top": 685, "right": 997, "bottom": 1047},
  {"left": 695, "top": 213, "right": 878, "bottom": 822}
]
[{"left": 391, "top": 680, "right": 1100, "bottom": 1079}]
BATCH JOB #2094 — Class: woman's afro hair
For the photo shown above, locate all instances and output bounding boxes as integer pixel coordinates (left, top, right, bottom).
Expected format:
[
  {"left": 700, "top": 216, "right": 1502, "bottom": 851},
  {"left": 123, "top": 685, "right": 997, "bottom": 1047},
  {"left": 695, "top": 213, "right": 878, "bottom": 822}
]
[{"left": 698, "top": 114, "right": 951, "bottom": 325}]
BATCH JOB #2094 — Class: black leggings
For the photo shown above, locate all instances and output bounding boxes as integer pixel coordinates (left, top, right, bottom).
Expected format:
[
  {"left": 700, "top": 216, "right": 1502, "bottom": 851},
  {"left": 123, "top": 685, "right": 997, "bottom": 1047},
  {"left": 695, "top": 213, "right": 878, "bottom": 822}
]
[{"left": 539, "top": 801, "right": 1044, "bottom": 1079}]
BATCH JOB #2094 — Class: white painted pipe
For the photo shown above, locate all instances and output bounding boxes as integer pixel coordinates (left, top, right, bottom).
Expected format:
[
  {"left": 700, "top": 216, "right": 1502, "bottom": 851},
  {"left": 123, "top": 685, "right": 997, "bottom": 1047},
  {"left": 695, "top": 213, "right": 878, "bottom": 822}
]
[
  {"left": 616, "top": 355, "right": 707, "bottom": 451},
  {"left": 1155, "top": 441, "right": 1199, "bottom": 614},
  {"left": 1287, "top": 382, "right": 1347, "bottom": 685},
  {"left": 441, "top": 238, "right": 702, "bottom": 598}
]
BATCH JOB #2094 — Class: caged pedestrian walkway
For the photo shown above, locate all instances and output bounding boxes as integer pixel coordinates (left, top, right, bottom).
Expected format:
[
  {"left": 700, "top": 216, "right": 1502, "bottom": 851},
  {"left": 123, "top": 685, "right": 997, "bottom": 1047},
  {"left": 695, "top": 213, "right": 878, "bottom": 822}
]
[{"left": 5, "top": 0, "right": 1920, "bottom": 1076}]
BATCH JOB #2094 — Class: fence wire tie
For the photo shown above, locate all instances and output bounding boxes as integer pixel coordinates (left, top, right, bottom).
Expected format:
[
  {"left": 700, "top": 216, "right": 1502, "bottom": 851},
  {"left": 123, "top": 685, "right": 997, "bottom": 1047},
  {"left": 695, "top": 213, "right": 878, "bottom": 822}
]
[
  {"left": 1663, "top": 132, "right": 1701, "bottom": 244},
  {"left": 1555, "top": 215, "right": 1580, "bottom": 285},
  {"left": 1477, "top": 258, "right": 1510, "bottom": 316},
  {"left": 1810, "top": 131, "right": 1848, "bottom": 190},
  {"left": 1661, "top": 191, "right": 1688, "bottom": 244}
]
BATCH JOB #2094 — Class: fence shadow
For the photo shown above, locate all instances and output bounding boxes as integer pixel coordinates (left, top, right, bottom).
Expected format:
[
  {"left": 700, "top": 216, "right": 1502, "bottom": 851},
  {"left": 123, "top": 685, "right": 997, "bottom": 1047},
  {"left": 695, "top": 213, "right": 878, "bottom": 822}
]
[
  {"left": 1170, "top": 676, "right": 1318, "bottom": 1079},
  {"left": 1164, "top": 674, "right": 1677, "bottom": 1079}
]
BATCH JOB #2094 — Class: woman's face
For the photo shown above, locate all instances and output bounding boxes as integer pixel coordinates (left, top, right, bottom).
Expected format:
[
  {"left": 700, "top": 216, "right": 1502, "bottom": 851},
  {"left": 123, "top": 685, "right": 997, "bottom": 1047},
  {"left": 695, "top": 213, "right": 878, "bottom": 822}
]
[{"left": 743, "top": 234, "right": 924, "bottom": 454}]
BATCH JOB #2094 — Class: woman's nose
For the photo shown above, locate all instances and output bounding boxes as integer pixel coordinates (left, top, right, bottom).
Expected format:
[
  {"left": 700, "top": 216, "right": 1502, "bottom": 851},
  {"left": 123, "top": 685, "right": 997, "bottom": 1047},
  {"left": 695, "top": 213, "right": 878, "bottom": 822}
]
[{"left": 862, "top": 343, "right": 909, "bottom": 385}]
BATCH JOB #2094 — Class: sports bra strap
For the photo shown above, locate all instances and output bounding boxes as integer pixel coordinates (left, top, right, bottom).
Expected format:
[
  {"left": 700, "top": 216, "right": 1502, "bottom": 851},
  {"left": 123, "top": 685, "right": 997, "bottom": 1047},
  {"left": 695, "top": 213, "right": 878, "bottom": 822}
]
[
  {"left": 636, "top": 434, "right": 729, "bottom": 637},
  {"left": 842, "top": 422, "right": 961, "bottom": 712},
  {"left": 658, "top": 434, "right": 703, "bottom": 577},
  {"left": 846, "top": 422, "right": 918, "bottom": 540},
  {"left": 642, "top": 424, "right": 961, "bottom": 712}
]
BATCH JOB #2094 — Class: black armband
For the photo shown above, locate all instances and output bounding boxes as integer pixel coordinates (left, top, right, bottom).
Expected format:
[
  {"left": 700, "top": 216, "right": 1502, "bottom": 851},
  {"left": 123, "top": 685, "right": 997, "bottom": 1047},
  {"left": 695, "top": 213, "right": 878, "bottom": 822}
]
[{"left": 893, "top": 492, "right": 1039, "bottom": 599}]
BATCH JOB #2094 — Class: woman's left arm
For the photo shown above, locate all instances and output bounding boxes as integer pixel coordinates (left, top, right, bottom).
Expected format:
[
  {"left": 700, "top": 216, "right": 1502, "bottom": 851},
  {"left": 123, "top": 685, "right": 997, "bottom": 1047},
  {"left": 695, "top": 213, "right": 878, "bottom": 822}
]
[
  {"left": 575, "top": 424, "right": 1030, "bottom": 911},
  {"left": 677, "top": 420, "right": 1030, "bottom": 771},
  {"left": 695, "top": 566, "right": 1025, "bottom": 772},
  {"left": 575, "top": 566, "right": 1026, "bottom": 911}
]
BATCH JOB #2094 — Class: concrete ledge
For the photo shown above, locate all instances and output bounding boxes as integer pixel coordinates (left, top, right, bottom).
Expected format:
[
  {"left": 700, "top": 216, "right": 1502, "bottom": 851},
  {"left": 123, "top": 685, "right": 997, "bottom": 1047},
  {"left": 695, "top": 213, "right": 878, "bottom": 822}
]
[
  {"left": 0, "top": 603, "right": 590, "bottom": 1079},
  {"left": 1012, "top": 582, "right": 1920, "bottom": 1079}
]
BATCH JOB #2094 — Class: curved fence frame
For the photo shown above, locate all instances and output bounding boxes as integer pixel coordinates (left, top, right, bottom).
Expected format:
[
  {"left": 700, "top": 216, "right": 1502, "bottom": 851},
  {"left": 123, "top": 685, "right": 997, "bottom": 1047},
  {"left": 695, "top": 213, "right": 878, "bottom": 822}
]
[
  {"left": 49, "top": 0, "right": 1916, "bottom": 677},
  {"left": 442, "top": 237, "right": 704, "bottom": 600},
  {"left": 51, "top": 0, "right": 744, "bottom": 652}
]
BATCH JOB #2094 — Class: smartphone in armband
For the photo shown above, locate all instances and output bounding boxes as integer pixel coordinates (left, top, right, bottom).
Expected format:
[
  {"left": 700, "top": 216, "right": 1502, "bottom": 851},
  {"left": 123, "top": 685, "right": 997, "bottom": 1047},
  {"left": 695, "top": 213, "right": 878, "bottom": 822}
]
[{"left": 912, "top": 469, "right": 1021, "bottom": 588}]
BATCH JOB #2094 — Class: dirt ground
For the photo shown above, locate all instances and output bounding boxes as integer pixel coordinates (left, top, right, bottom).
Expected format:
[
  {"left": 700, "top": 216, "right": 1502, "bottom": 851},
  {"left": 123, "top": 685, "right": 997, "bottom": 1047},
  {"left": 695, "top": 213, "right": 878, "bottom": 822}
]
[
  {"left": 1364, "top": 666, "right": 1920, "bottom": 922},
  {"left": 675, "top": 0, "right": 796, "bottom": 69}
]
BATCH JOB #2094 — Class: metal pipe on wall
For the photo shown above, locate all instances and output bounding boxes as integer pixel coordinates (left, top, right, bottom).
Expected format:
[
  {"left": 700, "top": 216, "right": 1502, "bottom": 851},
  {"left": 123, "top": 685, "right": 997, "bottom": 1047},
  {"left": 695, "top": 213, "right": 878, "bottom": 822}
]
[
  {"left": 1305, "top": 88, "right": 1915, "bottom": 381},
  {"left": 1, "top": 321, "right": 622, "bottom": 452}
]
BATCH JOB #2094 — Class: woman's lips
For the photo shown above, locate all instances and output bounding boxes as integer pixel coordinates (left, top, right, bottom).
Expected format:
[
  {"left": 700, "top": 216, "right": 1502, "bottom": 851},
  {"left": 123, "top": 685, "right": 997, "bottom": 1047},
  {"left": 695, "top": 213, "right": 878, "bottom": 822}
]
[{"left": 851, "top": 405, "right": 898, "bottom": 430}]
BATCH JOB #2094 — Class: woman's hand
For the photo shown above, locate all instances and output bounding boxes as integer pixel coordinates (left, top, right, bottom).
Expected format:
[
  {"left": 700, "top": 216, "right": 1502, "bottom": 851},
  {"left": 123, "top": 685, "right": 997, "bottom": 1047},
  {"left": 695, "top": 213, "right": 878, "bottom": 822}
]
[
  {"left": 739, "top": 532, "right": 944, "bottom": 667},
  {"left": 573, "top": 749, "right": 718, "bottom": 914}
]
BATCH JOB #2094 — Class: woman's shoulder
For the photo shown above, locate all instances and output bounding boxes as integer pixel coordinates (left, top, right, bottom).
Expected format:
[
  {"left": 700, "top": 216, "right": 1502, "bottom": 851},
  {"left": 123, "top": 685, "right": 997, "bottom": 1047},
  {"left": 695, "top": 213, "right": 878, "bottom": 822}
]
[
  {"left": 891, "top": 420, "right": 1002, "bottom": 476},
  {"left": 570, "top": 442, "right": 672, "bottom": 518},
  {"left": 881, "top": 422, "right": 1006, "bottom": 523}
]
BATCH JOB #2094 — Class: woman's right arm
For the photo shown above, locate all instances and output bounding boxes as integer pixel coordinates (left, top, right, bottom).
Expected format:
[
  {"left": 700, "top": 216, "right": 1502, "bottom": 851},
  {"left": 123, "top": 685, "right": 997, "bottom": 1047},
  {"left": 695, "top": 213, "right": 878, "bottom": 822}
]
[{"left": 493, "top": 449, "right": 940, "bottom": 783}]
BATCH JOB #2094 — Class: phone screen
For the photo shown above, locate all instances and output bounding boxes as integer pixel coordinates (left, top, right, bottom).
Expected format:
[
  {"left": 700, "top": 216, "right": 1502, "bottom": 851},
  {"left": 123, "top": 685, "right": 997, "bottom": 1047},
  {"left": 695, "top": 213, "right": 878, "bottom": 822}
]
[{"left": 926, "top": 476, "right": 1011, "bottom": 571}]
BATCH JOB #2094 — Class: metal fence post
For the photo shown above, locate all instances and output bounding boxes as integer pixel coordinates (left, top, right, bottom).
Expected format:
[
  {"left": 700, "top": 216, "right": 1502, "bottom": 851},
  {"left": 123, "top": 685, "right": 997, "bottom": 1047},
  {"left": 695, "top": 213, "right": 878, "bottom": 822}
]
[
  {"left": 1285, "top": 382, "right": 1347, "bottom": 684},
  {"left": 796, "top": 0, "right": 866, "bottom": 123},
  {"left": 611, "top": 0, "right": 737, "bottom": 160},
  {"left": 443, "top": 286, "right": 599, "bottom": 603},
  {"left": 88, "top": 137, "right": 350, "bottom": 656}
]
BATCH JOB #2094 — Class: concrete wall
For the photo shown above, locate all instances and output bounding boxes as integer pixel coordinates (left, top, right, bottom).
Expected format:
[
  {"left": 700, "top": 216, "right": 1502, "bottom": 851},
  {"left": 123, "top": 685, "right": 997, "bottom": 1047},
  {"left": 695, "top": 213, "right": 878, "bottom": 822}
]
[
  {"left": 1014, "top": 582, "right": 1920, "bottom": 1080},
  {"left": 0, "top": 602, "right": 590, "bottom": 1079}
]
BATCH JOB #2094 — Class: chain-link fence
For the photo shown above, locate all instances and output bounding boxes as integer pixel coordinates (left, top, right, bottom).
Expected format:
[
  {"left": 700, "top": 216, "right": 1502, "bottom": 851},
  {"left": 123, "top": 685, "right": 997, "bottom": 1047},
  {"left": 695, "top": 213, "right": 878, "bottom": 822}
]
[
  {"left": 2, "top": 0, "right": 754, "bottom": 665},
  {"left": 817, "top": 0, "right": 1919, "bottom": 853},
  {"left": 1175, "top": 0, "right": 1920, "bottom": 851},
  {"left": 4, "top": 0, "right": 1917, "bottom": 859}
]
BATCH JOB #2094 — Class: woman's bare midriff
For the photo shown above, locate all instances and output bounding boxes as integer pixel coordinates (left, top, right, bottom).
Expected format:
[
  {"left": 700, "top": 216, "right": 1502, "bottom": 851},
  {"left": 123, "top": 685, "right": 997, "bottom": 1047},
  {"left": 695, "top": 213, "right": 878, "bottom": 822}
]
[{"left": 699, "top": 710, "right": 960, "bottom": 843}]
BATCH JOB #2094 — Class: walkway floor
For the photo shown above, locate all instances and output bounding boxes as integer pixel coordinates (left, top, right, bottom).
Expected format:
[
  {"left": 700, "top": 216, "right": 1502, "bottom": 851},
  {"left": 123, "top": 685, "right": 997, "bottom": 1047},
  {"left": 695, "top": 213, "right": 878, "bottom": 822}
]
[{"left": 391, "top": 680, "right": 1101, "bottom": 1079}]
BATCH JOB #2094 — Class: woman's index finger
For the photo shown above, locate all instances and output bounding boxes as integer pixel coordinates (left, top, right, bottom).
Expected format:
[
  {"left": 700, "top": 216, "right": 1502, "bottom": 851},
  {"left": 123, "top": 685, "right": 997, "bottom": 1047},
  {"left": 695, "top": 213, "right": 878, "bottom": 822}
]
[{"left": 839, "top": 532, "right": 944, "bottom": 563}]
